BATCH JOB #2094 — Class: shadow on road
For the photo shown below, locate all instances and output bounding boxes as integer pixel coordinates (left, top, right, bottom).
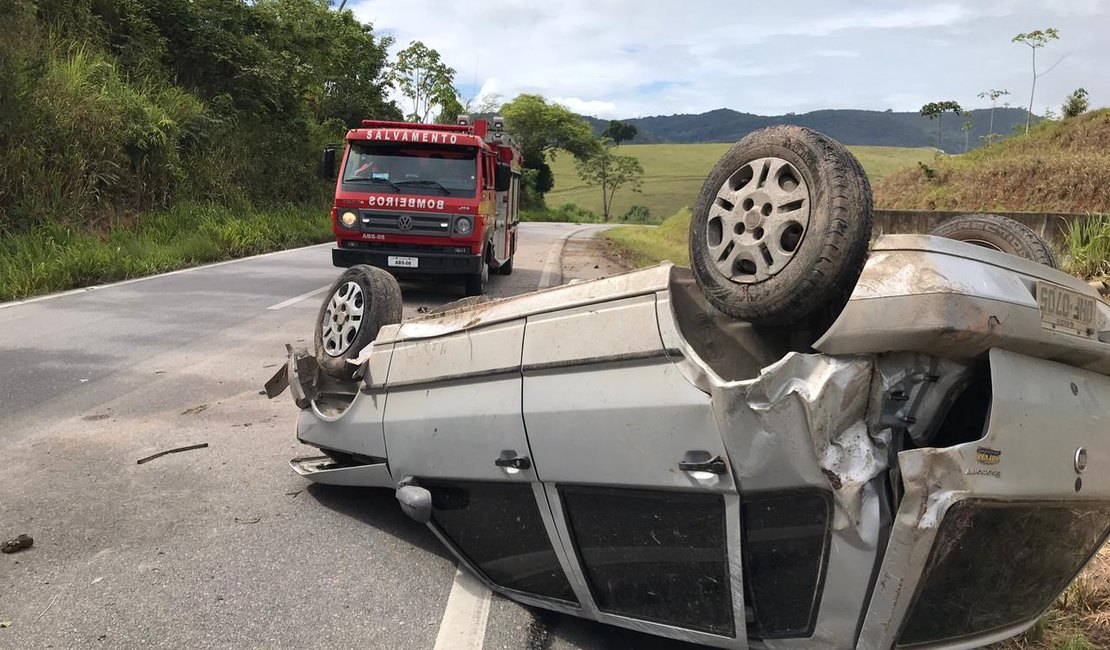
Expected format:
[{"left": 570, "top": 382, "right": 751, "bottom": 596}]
[{"left": 305, "top": 483, "right": 452, "bottom": 561}]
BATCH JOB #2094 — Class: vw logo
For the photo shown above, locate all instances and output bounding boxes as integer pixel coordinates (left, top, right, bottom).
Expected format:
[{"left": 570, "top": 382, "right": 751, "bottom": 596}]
[{"left": 397, "top": 215, "right": 414, "bottom": 231}]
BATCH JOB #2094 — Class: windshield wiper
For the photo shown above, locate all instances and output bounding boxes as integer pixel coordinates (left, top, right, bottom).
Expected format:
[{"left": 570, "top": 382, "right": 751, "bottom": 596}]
[
  {"left": 345, "top": 177, "right": 400, "bottom": 192},
  {"left": 394, "top": 179, "right": 450, "bottom": 194}
]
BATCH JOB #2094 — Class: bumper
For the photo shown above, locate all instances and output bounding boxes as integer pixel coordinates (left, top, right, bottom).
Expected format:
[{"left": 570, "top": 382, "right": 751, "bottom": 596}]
[{"left": 332, "top": 247, "right": 483, "bottom": 274}]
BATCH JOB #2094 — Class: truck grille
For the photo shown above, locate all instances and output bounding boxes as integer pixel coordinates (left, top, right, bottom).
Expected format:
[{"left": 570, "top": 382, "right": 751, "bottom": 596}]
[{"left": 359, "top": 210, "right": 453, "bottom": 237}]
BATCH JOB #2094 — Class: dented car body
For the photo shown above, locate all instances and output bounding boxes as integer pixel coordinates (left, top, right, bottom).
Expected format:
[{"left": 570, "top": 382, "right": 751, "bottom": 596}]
[{"left": 276, "top": 234, "right": 1110, "bottom": 649}]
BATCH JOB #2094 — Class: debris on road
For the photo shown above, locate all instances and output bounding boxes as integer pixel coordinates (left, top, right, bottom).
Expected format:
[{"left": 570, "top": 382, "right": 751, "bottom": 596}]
[
  {"left": 0, "top": 621, "right": 11, "bottom": 628},
  {"left": 136, "top": 443, "right": 209, "bottom": 465},
  {"left": 180, "top": 403, "right": 209, "bottom": 416},
  {"left": 234, "top": 516, "right": 261, "bottom": 524},
  {"left": 1, "top": 534, "right": 33, "bottom": 554}
]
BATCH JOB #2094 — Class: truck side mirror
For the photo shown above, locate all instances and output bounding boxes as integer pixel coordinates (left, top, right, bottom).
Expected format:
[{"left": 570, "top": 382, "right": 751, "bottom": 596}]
[
  {"left": 494, "top": 163, "right": 512, "bottom": 192},
  {"left": 321, "top": 145, "right": 338, "bottom": 180}
]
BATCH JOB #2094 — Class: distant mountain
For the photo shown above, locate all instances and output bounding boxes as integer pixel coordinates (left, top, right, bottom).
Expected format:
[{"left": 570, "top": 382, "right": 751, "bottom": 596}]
[{"left": 583, "top": 107, "right": 1033, "bottom": 153}]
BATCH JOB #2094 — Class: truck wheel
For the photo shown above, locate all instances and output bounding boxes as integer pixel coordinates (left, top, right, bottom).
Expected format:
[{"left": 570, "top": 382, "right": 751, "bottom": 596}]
[
  {"left": 464, "top": 258, "right": 489, "bottom": 296},
  {"left": 314, "top": 265, "right": 402, "bottom": 380},
  {"left": 929, "top": 213, "right": 1057, "bottom": 268},
  {"left": 496, "top": 255, "right": 514, "bottom": 276},
  {"left": 689, "top": 125, "right": 873, "bottom": 325}
]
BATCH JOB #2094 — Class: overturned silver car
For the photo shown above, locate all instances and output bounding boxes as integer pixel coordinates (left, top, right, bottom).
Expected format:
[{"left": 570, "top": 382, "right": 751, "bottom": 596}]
[{"left": 270, "top": 126, "right": 1110, "bottom": 649}]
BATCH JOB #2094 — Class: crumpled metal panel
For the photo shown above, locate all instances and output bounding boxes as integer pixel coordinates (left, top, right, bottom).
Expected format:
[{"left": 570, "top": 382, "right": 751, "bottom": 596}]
[
  {"left": 719, "top": 352, "right": 886, "bottom": 527},
  {"left": 703, "top": 353, "right": 887, "bottom": 649}
]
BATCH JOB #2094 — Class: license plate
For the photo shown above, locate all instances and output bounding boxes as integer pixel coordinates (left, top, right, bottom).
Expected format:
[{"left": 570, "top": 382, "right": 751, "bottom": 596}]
[
  {"left": 1036, "top": 281, "right": 1097, "bottom": 338},
  {"left": 387, "top": 256, "right": 419, "bottom": 269}
]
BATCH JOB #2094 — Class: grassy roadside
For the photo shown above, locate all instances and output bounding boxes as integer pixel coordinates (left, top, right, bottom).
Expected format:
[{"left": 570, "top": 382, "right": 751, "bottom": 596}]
[
  {"left": 0, "top": 202, "right": 332, "bottom": 303},
  {"left": 603, "top": 208, "right": 691, "bottom": 267}
]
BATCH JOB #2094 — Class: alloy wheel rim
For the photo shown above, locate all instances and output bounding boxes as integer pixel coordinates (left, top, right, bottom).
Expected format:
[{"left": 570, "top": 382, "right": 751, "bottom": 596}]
[
  {"left": 321, "top": 282, "right": 365, "bottom": 357},
  {"left": 705, "top": 156, "right": 811, "bottom": 284}
]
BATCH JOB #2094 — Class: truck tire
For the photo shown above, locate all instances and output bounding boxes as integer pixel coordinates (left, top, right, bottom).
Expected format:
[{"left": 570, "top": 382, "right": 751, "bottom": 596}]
[
  {"left": 464, "top": 248, "right": 490, "bottom": 296},
  {"left": 689, "top": 125, "right": 873, "bottom": 325},
  {"left": 928, "top": 213, "right": 1057, "bottom": 268},
  {"left": 314, "top": 265, "right": 402, "bottom": 380}
]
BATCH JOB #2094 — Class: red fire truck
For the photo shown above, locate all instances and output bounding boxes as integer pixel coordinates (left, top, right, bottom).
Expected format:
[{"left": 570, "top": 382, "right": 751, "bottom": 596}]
[{"left": 322, "top": 116, "right": 522, "bottom": 296}]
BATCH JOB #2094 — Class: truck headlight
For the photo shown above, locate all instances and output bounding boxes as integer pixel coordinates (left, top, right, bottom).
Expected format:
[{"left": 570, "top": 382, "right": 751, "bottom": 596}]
[
  {"left": 454, "top": 217, "right": 473, "bottom": 235},
  {"left": 340, "top": 211, "right": 358, "bottom": 228}
]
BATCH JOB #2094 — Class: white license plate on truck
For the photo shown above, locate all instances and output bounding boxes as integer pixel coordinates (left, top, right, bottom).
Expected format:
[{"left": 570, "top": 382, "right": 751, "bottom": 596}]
[
  {"left": 387, "top": 256, "right": 419, "bottom": 269},
  {"left": 1036, "top": 281, "right": 1096, "bottom": 338}
]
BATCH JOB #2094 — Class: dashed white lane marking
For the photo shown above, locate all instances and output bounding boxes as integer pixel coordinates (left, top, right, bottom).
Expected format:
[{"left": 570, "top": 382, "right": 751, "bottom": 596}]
[
  {"left": 266, "top": 284, "right": 331, "bottom": 310},
  {"left": 433, "top": 567, "right": 492, "bottom": 650}
]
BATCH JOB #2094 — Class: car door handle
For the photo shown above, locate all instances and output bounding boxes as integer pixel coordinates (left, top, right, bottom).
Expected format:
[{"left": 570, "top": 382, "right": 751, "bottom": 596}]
[
  {"left": 678, "top": 455, "right": 728, "bottom": 474},
  {"left": 495, "top": 455, "right": 531, "bottom": 471}
]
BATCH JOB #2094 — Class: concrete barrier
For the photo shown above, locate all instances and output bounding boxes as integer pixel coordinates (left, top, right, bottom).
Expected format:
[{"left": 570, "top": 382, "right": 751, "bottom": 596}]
[{"left": 873, "top": 210, "right": 1087, "bottom": 248}]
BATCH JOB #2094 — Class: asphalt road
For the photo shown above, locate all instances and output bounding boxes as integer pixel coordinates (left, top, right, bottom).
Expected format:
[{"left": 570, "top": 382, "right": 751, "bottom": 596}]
[{"left": 0, "top": 223, "right": 701, "bottom": 650}]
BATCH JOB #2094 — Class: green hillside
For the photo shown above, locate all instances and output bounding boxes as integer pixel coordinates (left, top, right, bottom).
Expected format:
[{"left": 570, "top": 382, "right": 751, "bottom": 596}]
[
  {"left": 548, "top": 143, "right": 930, "bottom": 221},
  {"left": 876, "top": 109, "right": 1110, "bottom": 214}
]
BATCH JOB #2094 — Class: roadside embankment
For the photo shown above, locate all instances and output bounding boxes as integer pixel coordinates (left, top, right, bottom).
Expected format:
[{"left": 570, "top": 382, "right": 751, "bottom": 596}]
[{"left": 0, "top": 202, "right": 331, "bottom": 303}]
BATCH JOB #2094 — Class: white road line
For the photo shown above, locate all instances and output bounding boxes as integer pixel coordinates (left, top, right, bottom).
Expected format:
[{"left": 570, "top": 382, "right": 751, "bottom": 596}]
[
  {"left": 433, "top": 567, "right": 492, "bottom": 650},
  {"left": 0, "top": 243, "right": 332, "bottom": 310},
  {"left": 266, "top": 285, "right": 331, "bottom": 310},
  {"left": 538, "top": 225, "right": 606, "bottom": 288}
]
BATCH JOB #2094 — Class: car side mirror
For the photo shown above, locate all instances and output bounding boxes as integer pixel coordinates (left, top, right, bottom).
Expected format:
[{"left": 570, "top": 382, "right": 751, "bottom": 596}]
[
  {"left": 321, "top": 145, "right": 338, "bottom": 180},
  {"left": 494, "top": 163, "right": 512, "bottom": 192}
]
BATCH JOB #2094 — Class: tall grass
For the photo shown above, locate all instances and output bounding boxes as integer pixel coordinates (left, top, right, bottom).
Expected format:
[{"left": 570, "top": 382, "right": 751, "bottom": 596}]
[
  {"left": 602, "top": 208, "right": 691, "bottom": 267},
  {"left": 0, "top": 202, "right": 331, "bottom": 302},
  {"left": 1063, "top": 215, "right": 1110, "bottom": 279}
]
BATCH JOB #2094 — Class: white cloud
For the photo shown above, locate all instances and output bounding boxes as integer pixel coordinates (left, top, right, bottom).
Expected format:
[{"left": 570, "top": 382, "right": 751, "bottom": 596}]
[
  {"left": 551, "top": 97, "right": 621, "bottom": 119},
  {"left": 351, "top": 0, "right": 1110, "bottom": 118}
]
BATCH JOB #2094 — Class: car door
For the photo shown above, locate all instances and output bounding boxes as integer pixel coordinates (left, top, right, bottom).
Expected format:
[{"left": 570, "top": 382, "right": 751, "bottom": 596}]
[
  {"left": 521, "top": 293, "right": 747, "bottom": 649},
  {"left": 382, "top": 319, "right": 581, "bottom": 611}
]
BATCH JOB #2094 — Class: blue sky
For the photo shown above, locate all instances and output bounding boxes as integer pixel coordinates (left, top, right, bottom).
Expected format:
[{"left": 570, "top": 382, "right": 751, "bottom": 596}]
[{"left": 351, "top": 0, "right": 1109, "bottom": 119}]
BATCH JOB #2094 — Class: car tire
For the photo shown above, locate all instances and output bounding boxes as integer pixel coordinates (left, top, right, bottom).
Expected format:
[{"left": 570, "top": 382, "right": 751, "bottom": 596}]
[
  {"left": 928, "top": 213, "right": 1057, "bottom": 268},
  {"left": 689, "top": 125, "right": 873, "bottom": 325},
  {"left": 314, "top": 264, "right": 402, "bottom": 380}
]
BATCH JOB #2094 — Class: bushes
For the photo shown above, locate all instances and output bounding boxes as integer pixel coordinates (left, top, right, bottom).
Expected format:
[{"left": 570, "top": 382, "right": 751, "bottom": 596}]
[
  {"left": 0, "top": 0, "right": 395, "bottom": 233},
  {"left": 520, "top": 202, "right": 601, "bottom": 223}
]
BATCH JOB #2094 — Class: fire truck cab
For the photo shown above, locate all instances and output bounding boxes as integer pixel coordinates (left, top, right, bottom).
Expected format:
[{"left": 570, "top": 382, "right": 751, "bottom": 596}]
[{"left": 323, "top": 115, "right": 522, "bottom": 296}]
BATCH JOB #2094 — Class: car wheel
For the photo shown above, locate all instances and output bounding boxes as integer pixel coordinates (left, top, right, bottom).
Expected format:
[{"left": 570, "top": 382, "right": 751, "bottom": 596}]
[
  {"left": 464, "top": 253, "right": 489, "bottom": 296},
  {"left": 689, "top": 125, "right": 873, "bottom": 325},
  {"left": 314, "top": 265, "right": 402, "bottom": 380},
  {"left": 928, "top": 213, "right": 1057, "bottom": 268}
]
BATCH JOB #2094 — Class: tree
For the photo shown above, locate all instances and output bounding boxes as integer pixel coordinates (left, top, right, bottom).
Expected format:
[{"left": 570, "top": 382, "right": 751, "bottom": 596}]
[
  {"left": 1062, "top": 88, "right": 1089, "bottom": 119},
  {"left": 1013, "top": 28, "right": 1061, "bottom": 134},
  {"left": 977, "top": 89, "right": 1010, "bottom": 145},
  {"left": 387, "top": 40, "right": 458, "bottom": 123},
  {"left": 920, "top": 101, "right": 963, "bottom": 151},
  {"left": 961, "top": 112, "right": 973, "bottom": 153},
  {"left": 601, "top": 120, "right": 637, "bottom": 145},
  {"left": 501, "top": 94, "right": 600, "bottom": 207},
  {"left": 574, "top": 138, "right": 644, "bottom": 222}
]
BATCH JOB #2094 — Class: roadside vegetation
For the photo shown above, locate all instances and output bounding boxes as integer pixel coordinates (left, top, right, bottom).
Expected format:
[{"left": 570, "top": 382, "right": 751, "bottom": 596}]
[
  {"left": 875, "top": 109, "right": 1110, "bottom": 213},
  {"left": 549, "top": 143, "right": 931, "bottom": 220},
  {"left": 0, "top": 0, "right": 396, "bottom": 302},
  {"left": 0, "top": 202, "right": 331, "bottom": 302}
]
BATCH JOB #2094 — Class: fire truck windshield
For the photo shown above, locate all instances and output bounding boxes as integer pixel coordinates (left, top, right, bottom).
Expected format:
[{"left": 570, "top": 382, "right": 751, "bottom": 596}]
[{"left": 342, "top": 143, "right": 478, "bottom": 197}]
